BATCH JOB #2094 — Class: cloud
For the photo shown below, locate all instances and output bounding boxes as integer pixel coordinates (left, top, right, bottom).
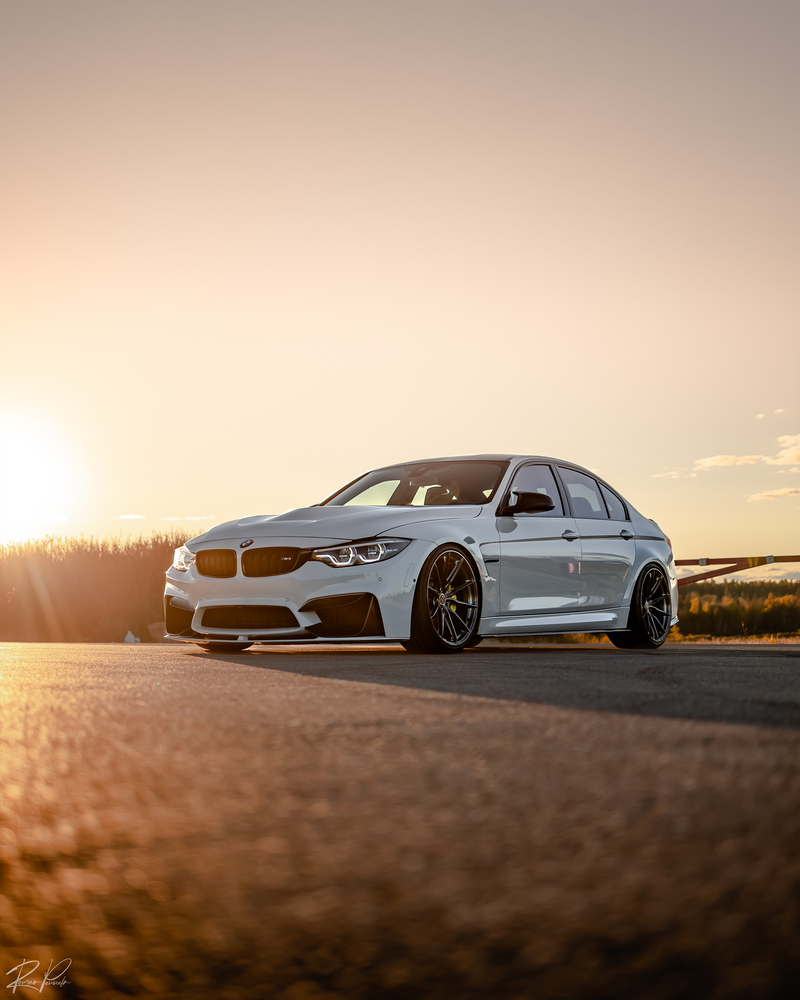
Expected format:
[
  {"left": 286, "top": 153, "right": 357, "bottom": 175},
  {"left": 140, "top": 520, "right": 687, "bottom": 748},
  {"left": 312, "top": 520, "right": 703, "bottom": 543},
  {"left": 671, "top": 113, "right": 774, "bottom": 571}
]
[
  {"left": 162, "top": 514, "right": 218, "bottom": 521},
  {"left": 118, "top": 514, "right": 146, "bottom": 519},
  {"left": 764, "top": 434, "right": 800, "bottom": 466},
  {"left": 719, "top": 566, "right": 800, "bottom": 582},
  {"left": 756, "top": 413, "right": 765, "bottom": 419},
  {"left": 694, "top": 435, "right": 800, "bottom": 471},
  {"left": 774, "top": 408, "right": 785, "bottom": 414},
  {"left": 694, "top": 454, "right": 762, "bottom": 469},
  {"left": 160, "top": 514, "right": 217, "bottom": 521},
  {"left": 747, "top": 487, "right": 800, "bottom": 502}
]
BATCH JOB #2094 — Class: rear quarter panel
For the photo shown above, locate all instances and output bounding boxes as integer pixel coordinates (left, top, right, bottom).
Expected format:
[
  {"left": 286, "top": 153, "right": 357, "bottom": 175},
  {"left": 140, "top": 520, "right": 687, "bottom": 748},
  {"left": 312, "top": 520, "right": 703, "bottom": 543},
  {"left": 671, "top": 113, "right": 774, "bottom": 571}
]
[{"left": 630, "top": 510, "right": 678, "bottom": 621}]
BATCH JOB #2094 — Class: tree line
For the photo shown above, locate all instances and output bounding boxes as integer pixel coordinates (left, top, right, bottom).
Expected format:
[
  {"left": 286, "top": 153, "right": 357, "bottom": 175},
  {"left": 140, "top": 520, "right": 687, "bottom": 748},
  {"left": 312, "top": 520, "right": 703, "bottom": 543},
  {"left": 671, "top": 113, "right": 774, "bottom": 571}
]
[
  {"left": 1, "top": 534, "right": 798, "bottom": 642},
  {"left": 675, "top": 580, "right": 800, "bottom": 638},
  {"left": 0, "top": 532, "right": 189, "bottom": 642}
]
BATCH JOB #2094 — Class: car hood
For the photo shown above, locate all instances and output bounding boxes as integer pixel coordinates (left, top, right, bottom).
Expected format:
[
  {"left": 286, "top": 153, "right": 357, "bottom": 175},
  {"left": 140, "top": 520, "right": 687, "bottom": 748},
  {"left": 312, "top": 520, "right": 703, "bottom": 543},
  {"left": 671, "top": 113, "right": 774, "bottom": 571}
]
[{"left": 191, "top": 505, "right": 482, "bottom": 545}]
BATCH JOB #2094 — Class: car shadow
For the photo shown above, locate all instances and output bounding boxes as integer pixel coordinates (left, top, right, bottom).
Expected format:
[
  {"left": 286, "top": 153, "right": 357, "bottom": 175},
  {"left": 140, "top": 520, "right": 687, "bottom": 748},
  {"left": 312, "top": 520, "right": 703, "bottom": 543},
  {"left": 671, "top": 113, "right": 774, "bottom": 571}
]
[{"left": 187, "top": 643, "right": 800, "bottom": 730}]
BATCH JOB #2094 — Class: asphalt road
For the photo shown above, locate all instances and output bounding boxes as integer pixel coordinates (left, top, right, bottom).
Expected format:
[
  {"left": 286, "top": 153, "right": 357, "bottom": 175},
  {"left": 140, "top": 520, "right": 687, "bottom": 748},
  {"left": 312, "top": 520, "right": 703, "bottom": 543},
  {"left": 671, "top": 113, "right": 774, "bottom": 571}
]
[{"left": 1, "top": 642, "right": 799, "bottom": 999}]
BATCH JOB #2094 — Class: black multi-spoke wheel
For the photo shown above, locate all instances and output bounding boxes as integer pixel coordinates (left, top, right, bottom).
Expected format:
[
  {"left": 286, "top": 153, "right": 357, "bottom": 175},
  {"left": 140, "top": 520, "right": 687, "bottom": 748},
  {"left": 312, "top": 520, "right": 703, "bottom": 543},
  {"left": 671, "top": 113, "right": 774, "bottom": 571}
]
[
  {"left": 608, "top": 564, "right": 672, "bottom": 649},
  {"left": 402, "top": 546, "right": 481, "bottom": 654}
]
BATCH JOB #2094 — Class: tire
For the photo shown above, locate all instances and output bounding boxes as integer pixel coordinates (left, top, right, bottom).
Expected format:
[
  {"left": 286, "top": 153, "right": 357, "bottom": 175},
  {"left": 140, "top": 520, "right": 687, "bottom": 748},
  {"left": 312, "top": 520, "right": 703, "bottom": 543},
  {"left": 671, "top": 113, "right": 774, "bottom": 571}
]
[
  {"left": 402, "top": 545, "right": 481, "bottom": 654},
  {"left": 608, "top": 564, "right": 671, "bottom": 649},
  {"left": 197, "top": 642, "right": 252, "bottom": 653}
]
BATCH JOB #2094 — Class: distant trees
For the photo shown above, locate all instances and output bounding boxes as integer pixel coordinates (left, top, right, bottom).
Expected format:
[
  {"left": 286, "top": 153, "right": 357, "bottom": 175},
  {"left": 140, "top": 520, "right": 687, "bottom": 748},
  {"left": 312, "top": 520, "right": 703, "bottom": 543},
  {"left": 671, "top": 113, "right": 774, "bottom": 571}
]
[
  {"left": 1, "top": 534, "right": 799, "bottom": 642},
  {"left": 0, "top": 532, "right": 189, "bottom": 643},
  {"left": 675, "top": 581, "right": 800, "bottom": 638}
]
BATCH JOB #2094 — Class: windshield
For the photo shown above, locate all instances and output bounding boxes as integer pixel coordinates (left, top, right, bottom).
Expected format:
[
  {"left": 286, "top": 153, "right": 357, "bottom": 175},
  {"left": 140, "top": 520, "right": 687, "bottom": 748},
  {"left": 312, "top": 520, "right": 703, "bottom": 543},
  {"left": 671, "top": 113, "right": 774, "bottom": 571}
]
[{"left": 321, "top": 460, "right": 509, "bottom": 507}]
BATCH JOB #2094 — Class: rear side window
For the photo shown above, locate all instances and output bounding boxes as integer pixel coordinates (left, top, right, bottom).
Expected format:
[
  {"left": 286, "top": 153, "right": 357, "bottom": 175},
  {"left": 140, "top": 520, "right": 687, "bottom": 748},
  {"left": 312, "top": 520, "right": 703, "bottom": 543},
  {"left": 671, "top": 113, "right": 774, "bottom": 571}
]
[
  {"left": 507, "top": 464, "right": 564, "bottom": 516},
  {"left": 599, "top": 483, "right": 628, "bottom": 521},
  {"left": 558, "top": 467, "right": 608, "bottom": 520}
]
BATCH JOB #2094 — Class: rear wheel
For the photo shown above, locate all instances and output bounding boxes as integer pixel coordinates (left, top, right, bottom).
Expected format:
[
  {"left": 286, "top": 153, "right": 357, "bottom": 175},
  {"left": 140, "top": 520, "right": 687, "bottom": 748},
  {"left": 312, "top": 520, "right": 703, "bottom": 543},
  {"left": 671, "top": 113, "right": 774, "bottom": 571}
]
[
  {"left": 608, "top": 564, "right": 671, "bottom": 649},
  {"left": 197, "top": 642, "right": 252, "bottom": 653},
  {"left": 402, "top": 546, "right": 481, "bottom": 654}
]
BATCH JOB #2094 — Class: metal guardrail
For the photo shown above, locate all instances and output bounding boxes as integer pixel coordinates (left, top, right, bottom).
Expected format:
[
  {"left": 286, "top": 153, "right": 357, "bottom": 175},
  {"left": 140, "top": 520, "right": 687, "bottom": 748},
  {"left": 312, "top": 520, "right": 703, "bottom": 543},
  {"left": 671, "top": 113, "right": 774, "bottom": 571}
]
[{"left": 675, "top": 555, "right": 800, "bottom": 586}]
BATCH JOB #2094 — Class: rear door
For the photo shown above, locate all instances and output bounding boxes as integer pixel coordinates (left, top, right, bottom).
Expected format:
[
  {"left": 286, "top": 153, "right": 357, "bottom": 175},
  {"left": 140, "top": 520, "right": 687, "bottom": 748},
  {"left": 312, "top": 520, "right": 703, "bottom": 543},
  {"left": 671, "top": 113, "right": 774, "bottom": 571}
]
[
  {"left": 498, "top": 463, "right": 581, "bottom": 614},
  {"left": 556, "top": 467, "right": 635, "bottom": 609}
]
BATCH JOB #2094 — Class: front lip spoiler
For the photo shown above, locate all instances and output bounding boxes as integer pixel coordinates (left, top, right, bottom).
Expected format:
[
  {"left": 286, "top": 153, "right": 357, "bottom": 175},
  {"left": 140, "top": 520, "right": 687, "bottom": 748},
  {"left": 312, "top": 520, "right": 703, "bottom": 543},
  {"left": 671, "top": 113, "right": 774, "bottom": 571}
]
[{"left": 165, "top": 634, "right": 404, "bottom": 646}]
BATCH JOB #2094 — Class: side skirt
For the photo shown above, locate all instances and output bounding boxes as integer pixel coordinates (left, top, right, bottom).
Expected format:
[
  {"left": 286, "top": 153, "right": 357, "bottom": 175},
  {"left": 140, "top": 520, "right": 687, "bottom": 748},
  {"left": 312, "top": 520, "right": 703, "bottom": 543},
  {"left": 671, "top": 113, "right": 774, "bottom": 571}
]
[{"left": 479, "top": 608, "right": 630, "bottom": 636}]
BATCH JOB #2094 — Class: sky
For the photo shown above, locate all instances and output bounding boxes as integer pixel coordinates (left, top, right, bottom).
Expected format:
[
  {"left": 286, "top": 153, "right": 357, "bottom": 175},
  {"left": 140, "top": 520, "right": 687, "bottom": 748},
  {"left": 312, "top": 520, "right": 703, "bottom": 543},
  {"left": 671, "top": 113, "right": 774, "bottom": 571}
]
[{"left": 1, "top": 0, "right": 798, "bottom": 574}]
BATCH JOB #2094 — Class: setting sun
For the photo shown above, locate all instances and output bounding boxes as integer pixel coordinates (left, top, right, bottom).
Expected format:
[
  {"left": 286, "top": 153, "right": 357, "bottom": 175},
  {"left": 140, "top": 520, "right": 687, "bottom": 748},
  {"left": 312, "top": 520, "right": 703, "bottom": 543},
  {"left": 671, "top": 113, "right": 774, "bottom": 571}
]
[{"left": 0, "top": 414, "right": 81, "bottom": 544}]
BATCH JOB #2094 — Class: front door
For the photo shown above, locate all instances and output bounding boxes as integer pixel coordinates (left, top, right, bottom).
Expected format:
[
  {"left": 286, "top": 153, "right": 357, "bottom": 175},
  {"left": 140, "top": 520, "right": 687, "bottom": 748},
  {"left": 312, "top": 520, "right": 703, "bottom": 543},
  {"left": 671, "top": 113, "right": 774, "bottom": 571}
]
[{"left": 498, "top": 464, "right": 581, "bottom": 614}]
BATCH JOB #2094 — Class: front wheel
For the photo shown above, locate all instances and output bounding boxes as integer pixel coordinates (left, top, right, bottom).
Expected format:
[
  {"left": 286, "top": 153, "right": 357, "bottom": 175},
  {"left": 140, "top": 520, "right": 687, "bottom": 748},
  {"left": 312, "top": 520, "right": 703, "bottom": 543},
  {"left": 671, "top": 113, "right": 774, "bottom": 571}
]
[
  {"left": 402, "top": 546, "right": 481, "bottom": 654},
  {"left": 608, "top": 564, "right": 672, "bottom": 649}
]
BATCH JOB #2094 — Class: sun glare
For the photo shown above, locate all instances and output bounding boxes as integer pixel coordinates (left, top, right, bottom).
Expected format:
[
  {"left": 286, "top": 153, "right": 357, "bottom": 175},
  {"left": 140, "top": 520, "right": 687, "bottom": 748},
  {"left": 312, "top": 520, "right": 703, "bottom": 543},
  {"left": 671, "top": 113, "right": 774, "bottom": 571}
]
[{"left": 0, "top": 415, "right": 81, "bottom": 544}]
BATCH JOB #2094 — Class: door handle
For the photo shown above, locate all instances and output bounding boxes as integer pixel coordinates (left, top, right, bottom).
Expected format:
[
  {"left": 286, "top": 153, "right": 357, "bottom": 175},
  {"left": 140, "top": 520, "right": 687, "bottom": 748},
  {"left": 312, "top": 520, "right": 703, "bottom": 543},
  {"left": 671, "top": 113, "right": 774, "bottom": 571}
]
[
  {"left": 619, "top": 530, "right": 634, "bottom": 540},
  {"left": 562, "top": 530, "right": 579, "bottom": 541}
]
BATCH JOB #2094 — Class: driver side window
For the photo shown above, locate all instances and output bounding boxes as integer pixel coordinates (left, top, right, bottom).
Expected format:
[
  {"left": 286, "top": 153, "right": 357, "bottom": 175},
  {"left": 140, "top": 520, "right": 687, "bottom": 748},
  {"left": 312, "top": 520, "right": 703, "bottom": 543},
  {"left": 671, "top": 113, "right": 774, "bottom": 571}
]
[{"left": 508, "top": 465, "right": 564, "bottom": 516}]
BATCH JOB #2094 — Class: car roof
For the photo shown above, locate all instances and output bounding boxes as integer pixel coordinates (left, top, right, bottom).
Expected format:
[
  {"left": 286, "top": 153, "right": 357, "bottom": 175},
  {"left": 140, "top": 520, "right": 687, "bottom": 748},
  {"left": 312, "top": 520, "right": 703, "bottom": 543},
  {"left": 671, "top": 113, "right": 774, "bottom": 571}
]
[
  {"left": 370, "top": 454, "right": 609, "bottom": 479},
  {"left": 373, "top": 454, "right": 581, "bottom": 468}
]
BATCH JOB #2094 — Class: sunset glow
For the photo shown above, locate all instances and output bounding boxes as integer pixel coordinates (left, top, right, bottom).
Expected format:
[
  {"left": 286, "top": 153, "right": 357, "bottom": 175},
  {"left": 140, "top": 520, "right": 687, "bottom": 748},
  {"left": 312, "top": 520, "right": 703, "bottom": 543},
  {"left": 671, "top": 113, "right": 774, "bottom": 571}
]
[{"left": 0, "top": 1, "right": 797, "bottom": 560}]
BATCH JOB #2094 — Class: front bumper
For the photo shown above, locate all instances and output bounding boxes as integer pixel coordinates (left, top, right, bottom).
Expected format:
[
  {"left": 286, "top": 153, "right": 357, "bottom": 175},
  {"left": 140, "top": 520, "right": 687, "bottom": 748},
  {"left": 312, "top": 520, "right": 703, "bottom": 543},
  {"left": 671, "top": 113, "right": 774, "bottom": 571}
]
[{"left": 164, "top": 540, "right": 426, "bottom": 643}]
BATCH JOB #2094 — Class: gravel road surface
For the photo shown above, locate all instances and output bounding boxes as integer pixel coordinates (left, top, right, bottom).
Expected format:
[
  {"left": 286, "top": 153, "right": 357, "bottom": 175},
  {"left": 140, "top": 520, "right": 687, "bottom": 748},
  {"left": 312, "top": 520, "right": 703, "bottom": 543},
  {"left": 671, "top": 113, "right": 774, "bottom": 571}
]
[{"left": 1, "top": 642, "right": 799, "bottom": 999}]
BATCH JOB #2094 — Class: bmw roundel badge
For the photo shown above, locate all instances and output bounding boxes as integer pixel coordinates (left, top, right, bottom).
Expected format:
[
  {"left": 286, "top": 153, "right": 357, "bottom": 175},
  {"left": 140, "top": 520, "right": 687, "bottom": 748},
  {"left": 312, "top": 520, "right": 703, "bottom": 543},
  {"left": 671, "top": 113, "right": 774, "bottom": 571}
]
[{"left": 240, "top": 539, "right": 254, "bottom": 548}]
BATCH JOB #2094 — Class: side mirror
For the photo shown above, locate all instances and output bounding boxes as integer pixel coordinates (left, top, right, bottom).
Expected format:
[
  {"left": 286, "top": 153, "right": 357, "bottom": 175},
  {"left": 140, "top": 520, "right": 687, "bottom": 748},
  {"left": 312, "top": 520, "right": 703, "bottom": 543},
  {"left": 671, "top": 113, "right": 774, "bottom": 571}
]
[{"left": 504, "top": 491, "right": 556, "bottom": 515}]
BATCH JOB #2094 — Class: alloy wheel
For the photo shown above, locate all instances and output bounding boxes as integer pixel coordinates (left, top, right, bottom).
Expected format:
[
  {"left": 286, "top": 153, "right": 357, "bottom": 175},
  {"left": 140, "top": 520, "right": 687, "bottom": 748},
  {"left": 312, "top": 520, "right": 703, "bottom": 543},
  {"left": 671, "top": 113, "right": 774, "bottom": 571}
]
[
  {"left": 425, "top": 547, "right": 480, "bottom": 646},
  {"left": 637, "top": 566, "right": 671, "bottom": 644}
]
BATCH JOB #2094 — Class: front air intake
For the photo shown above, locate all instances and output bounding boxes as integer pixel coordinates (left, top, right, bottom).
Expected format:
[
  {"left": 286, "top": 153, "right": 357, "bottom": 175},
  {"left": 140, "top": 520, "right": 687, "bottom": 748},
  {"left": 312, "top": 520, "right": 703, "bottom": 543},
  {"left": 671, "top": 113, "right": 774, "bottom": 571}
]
[
  {"left": 241, "top": 547, "right": 301, "bottom": 577},
  {"left": 196, "top": 549, "right": 237, "bottom": 578},
  {"left": 300, "top": 593, "right": 384, "bottom": 638},
  {"left": 165, "top": 597, "right": 195, "bottom": 636},
  {"left": 201, "top": 605, "right": 298, "bottom": 630}
]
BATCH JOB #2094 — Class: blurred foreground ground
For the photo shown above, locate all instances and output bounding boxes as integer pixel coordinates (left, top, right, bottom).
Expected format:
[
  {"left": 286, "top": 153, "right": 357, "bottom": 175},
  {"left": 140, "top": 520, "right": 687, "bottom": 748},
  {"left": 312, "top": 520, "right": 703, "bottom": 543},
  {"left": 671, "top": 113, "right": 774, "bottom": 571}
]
[{"left": 1, "top": 642, "right": 799, "bottom": 999}]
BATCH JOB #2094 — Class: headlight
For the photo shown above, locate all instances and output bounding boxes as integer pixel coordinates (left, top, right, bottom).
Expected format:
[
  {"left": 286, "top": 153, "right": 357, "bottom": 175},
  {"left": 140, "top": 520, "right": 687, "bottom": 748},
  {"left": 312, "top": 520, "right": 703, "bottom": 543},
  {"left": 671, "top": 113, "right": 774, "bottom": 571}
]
[
  {"left": 311, "top": 538, "right": 410, "bottom": 568},
  {"left": 173, "top": 546, "right": 196, "bottom": 572}
]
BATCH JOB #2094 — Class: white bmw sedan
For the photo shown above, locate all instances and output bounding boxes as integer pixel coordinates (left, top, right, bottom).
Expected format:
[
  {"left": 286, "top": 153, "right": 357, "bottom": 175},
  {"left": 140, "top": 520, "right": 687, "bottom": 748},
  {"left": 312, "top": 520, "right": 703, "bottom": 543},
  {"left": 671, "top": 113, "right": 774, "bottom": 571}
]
[{"left": 164, "top": 455, "right": 678, "bottom": 653}]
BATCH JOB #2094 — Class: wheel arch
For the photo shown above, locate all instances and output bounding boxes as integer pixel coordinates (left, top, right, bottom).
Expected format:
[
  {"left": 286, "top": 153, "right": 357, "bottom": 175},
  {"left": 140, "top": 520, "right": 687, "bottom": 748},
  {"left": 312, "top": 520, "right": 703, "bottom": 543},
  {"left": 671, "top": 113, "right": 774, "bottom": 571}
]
[
  {"left": 418, "top": 540, "right": 485, "bottom": 608},
  {"left": 405, "top": 542, "right": 484, "bottom": 653},
  {"left": 631, "top": 554, "right": 678, "bottom": 620},
  {"left": 613, "top": 560, "right": 673, "bottom": 648}
]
